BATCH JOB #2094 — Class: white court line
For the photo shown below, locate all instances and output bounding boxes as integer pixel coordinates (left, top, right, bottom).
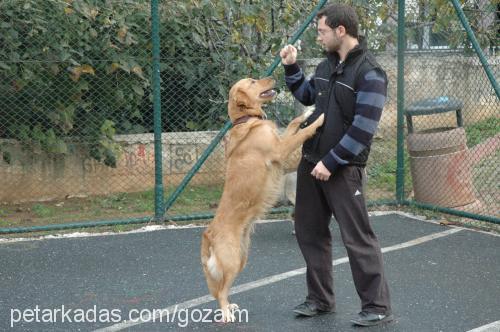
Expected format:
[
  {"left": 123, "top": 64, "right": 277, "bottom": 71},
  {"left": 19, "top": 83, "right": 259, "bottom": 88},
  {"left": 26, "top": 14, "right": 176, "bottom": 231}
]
[
  {"left": 94, "top": 227, "right": 462, "bottom": 332},
  {"left": 467, "top": 320, "right": 500, "bottom": 332},
  {"left": 371, "top": 211, "right": 500, "bottom": 237}
]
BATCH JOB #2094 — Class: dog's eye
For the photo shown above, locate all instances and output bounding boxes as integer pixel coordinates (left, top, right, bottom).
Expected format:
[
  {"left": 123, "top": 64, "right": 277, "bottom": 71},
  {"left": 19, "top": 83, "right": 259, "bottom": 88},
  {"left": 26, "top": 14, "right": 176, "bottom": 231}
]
[{"left": 251, "top": 80, "right": 256, "bottom": 84}]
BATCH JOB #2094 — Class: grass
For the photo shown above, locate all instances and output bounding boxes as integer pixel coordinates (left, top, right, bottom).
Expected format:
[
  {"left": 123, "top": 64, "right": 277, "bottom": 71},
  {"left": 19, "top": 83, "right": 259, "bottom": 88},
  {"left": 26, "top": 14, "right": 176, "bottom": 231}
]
[
  {"left": 0, "top": 184, "right": 223, "bottom": 232},
  {"left": 167, "top": 185, "right": 223, "bottom": 215},
  {"left": 471, "top": 149, "right": 499, "bottom": 217},
  {"left": 364, "top": 137, "right": 413, "bottom": 201},
  {"left": 464, "top": 116, "right": 499, "bottom": 217},
  {"left": 32, "top": 204, "right": 57, "bottom": 218},
  {"left": 465, "top": 116, "right": 500, "bottom": 147}
]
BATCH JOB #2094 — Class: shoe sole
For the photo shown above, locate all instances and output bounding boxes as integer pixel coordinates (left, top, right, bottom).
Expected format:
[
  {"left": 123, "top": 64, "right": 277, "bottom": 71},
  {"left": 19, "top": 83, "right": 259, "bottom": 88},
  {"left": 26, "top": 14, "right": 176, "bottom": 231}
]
[
  {"left": 293, "top": 309, "right": 335, "bottom": 317},
  {"left": 351, "top": 314, "right": 394, "bottom": 326}
]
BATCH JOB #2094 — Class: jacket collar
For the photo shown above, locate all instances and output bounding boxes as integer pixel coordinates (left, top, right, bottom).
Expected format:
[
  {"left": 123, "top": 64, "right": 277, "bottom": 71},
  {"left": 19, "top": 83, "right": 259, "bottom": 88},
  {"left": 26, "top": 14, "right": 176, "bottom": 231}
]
[{"left": 327, "top": 36, "right": 367, "bottom": 69}]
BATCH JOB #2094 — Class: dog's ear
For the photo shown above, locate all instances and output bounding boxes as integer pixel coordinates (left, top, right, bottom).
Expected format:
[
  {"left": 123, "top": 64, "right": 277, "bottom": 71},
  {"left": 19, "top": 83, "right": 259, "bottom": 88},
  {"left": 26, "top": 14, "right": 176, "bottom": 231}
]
[{"left": 233, "top": 89, "right": 252, "bottom": 110}]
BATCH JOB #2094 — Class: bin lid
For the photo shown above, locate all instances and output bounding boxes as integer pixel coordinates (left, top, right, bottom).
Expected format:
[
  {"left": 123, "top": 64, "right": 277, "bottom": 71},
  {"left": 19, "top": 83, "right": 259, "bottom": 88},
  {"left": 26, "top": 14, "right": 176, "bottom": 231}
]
[{"left": 406, "top": 96, "right": 463, "bottom": 116}]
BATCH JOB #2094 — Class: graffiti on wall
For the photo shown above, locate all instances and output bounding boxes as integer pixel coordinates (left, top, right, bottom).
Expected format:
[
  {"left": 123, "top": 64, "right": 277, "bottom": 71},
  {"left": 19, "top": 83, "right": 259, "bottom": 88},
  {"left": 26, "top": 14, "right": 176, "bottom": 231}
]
[{"left": 81, "top": 143, "right": 206, "bottom": 175}]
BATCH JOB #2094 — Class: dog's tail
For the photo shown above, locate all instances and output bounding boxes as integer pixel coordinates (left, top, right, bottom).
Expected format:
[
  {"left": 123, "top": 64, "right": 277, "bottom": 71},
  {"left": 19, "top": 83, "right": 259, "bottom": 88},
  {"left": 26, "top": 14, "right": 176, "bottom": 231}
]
[{"left": 201, "top": 231, "right": 223, "bottom": 282}]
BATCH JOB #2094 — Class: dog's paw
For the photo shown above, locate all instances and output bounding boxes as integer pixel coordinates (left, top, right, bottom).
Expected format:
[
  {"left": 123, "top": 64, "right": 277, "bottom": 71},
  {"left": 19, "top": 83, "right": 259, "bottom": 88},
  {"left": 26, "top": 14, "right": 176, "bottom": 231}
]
[
  {"left": 228, "top": 303, "right": 239, "bottom": 311},
  {"left": 303, "top": 109, "right": 313, "bottom": 120},
  {"left": 221, "top": 304, "right": 239, "bottom": 323},
  {"left": 314, "top": 113, "right": 325, "bottom": 126}
]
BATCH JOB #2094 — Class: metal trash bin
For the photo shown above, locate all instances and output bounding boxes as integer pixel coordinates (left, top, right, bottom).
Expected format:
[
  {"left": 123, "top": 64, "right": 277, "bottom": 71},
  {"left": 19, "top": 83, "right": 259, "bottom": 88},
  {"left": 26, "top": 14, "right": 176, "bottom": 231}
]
[{"left": 406, "top": 97, "right": 476, "bottom": 207}]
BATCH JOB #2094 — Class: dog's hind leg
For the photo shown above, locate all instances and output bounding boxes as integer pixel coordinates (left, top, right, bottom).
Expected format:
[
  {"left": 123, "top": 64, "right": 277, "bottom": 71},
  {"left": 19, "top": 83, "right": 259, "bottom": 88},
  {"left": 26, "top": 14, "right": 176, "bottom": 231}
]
[
  {"left": 238, "top": 224, "right": 253, "bottom": 272},
  {"left": 201, "top": 231, "right": 223, "bottom": 298},
  {"left": 215, "top": 248, "right": 242, "bottom": 323},
  {"left": 217, "top": 269, "right": 240, "bottom": 323},
  {"left": 203, "top": 232, "right": 242, "bottom": 323}
]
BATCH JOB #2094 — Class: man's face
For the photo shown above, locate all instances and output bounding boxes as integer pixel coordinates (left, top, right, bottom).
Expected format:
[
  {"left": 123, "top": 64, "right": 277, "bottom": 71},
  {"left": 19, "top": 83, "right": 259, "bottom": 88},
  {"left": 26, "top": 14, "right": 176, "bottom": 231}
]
[{"left": 317, "top": 16, "right": 341, "bottom": 53}]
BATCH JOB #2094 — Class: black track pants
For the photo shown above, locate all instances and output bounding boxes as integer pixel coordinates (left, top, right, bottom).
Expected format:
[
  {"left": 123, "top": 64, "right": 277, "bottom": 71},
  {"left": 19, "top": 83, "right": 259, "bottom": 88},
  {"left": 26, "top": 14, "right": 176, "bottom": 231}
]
[{"left": 294, "top": 159, "right": 391, "bottom": 314}]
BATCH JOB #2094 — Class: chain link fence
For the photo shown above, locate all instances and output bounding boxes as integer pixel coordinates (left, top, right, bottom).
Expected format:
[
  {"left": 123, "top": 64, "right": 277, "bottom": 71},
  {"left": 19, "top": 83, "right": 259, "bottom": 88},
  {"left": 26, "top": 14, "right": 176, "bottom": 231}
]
[
  {"left": 0, "top": 0, "right": 156, "bottom": 228},
  {"left": 0, "top": 0, "right": 498, "bottom": 233},
  {"left": 403, "top": 0, "right": 499, "bottom": 220}
]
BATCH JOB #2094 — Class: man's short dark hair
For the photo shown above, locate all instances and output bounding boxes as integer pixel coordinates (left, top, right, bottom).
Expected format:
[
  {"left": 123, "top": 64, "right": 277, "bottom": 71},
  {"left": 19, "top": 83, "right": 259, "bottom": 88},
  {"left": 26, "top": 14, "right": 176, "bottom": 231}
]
[{"left": 317, "top": 3, "right": 359, "bottom": 38}]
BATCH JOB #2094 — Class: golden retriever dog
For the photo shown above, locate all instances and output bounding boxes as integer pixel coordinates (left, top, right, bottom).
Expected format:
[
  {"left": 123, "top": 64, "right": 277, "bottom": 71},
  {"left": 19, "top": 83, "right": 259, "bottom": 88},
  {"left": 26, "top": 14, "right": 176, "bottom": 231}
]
[{"left": 200, "top": 77, "right": 324, "bottom": 322}]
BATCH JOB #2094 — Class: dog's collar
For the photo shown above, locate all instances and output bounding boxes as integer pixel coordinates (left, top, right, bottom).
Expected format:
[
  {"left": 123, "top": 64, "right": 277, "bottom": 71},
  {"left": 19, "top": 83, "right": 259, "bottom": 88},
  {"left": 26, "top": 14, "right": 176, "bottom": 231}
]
[{"left": 232, "top": 115, "right": 263, "bottom": 126}]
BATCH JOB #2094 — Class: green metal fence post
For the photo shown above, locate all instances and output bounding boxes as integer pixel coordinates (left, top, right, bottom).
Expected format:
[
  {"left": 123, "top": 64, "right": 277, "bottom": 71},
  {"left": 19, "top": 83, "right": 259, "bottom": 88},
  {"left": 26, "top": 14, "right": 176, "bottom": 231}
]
[
  {"left": 151, "top": 0, "right": 164, "bottom": 221},
  {"left": 450, "top": 0, "right": 499, "bottom": 99},
  {"left": 396, "top": 0, "right": 406, "bottom": 204}
]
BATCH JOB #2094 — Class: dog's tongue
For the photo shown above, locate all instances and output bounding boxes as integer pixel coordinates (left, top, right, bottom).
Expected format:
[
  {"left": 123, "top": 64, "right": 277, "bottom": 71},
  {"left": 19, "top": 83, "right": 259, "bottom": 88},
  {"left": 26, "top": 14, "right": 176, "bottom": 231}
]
[{"left": 260, "top": 89, "right": 276, "bottom": 98}]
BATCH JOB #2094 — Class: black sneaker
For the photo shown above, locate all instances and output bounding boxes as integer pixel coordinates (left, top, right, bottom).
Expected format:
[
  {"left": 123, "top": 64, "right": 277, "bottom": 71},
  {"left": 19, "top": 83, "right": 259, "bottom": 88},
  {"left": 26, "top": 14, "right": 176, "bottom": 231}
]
[
  {"left": 293, "top": 302, "right": 335, "bottom": 317},
  {"left": 350, "top": 311, "right": 394, "bottom": 326}
]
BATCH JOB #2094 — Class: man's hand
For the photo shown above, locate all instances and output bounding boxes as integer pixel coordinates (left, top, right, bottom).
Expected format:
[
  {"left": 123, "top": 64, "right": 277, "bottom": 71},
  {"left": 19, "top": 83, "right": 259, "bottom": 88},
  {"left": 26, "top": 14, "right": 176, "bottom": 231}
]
[
  {"left": 311, "top": 161, "right": 331, "bottom": 181},
  {"left": 280, "top": 44, "right": 298, "bottom": 65}
]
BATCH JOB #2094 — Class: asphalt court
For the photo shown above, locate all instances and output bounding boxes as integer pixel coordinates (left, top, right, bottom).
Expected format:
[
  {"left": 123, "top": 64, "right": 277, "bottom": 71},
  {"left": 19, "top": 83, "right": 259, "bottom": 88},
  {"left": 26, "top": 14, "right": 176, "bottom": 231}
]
[{"left": 1, "top": 213, "right": 499, "bottom": 331}]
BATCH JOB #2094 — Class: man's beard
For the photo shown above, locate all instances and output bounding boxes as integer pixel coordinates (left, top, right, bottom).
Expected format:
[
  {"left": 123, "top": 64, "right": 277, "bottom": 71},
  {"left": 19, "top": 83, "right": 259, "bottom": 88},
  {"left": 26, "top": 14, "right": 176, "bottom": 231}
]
[
  {"left": 324, "top": 41, "right": 340, "bottom": 53},
  {"left": 327, "top": 44, "right": 340, "bottom": 53}
]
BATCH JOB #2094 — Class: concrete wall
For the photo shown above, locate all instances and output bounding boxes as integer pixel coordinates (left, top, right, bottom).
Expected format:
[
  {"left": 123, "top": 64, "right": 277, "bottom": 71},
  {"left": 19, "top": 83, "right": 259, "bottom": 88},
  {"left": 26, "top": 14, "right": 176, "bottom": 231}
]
[{"left": 0, "top": 132, "right": 226, "bottom": 203}]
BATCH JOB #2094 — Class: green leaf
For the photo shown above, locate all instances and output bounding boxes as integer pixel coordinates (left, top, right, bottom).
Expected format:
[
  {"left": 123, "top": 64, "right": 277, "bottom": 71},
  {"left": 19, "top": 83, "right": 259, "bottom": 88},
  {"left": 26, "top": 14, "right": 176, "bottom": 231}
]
[
  {"left": 115, "top": 89, "right": 125, "bottom": 101},
  {"left": 101, "top": 120, "right": 116, "bottom": 138},
  {"left": 0, "top": 62, "right": 11, "bottom": 70},
  {"left": 132, "top": 85, "right": 144, "bottom": 96}
]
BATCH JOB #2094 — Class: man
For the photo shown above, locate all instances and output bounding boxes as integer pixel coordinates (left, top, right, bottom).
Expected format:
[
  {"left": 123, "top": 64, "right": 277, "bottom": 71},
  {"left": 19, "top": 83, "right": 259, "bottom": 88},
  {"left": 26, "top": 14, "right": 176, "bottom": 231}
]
[{"left": 280, "top": 3, "right": 393, "bottom": 327}]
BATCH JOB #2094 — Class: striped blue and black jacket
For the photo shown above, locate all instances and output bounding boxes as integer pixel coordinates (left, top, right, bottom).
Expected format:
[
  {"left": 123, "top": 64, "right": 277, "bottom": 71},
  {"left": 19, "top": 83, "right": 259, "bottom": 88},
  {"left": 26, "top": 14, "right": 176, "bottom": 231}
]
[{"left": 284, "top": 38, "right": 388, "bottom": 173}]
